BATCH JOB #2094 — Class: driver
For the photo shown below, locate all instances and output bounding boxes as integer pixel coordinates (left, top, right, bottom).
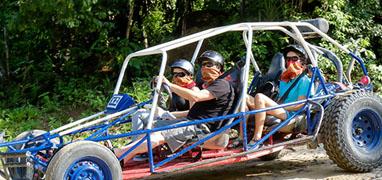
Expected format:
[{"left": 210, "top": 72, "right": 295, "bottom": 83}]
[
  {"left": 115, "top": 50, "right": 235, "bottom": 162},
  {"left": 131, "top": 59, "right": 199, "bottom": 136},
  {"left": 130, "top": 59, "right": 199, "bottom": 161}
]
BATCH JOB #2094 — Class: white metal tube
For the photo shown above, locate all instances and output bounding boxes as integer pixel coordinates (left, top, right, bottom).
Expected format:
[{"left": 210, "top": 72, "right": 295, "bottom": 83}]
[
  {"left": 126, "top": 22, "right": 350, "bottom": 59},
  {"left": 133, "top": 28, "right": 219, "bottom": 55},
  {"left": 115, "top": 22, "right": 349, "bottom": 96},
  {"left": 295, "top": 22, "right": 350, "bottom": 53},
  {"left": 58, "top": 106, "right": 137, "bottom": 136},
  {"left": 50, "top": 111, "right": 105, "bottom": 134},
  {"left": 146, "top": 51, "right": 168, "bottom": 129},
  {"left": 191, "top": 40, "right": 204, "bottom": 65},
  {"left": 161, "top": 23, "right": 246, "bottom": 52},
  {"left": 288, "top": 23, "right": 317, "bottom": 67},
  {"left": 240, "top": 25, "right": 253, "bottom": 112},
  {"left": 242, "top": 31, "right": 260, "bottom": 73},
  {"left": 114, "top": 55, "right": 133, "bottom": 94}
]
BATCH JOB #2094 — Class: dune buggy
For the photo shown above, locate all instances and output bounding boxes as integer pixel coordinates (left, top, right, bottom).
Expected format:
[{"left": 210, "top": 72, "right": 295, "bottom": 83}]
[{"left": 0, "top": 18, "right": 381, "bottom": 180}]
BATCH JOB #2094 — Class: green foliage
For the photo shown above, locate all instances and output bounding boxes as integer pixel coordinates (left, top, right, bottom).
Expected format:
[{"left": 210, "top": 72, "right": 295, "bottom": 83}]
[
  {"left": 312, "top": 0, "right": 382, "bottom": 91},
  {"left": 0, "top": 76, "right": 152, "bottom": 140},
  {"left": 0, "top": 105, "right": 43, "bottom": 140},
  {"left": 0, "top": 0, "right": 381, "bottom": 139}
]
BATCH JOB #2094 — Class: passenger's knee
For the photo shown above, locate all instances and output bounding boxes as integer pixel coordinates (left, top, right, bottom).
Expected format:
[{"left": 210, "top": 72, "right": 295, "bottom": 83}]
[
  {"left": 254, "top": 93, "right": 265, "bottom": 105},
  {"left": 246, "top": 96, "right": 255, "bottom": 109}
]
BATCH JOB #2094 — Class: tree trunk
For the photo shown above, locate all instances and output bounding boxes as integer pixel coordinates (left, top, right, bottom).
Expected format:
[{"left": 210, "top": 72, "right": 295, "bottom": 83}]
[
  {"left": 126, "top": 0, "right": 135, "bottom": 39},
  {"left": 240, "top": 0, "right": 246, "bottom": 18},
  {"left": 3, "top": 27, "right": 9, "bottom": 78},
  {"left": 142, "top": 0, "right": 149, "bottom": 47},
  {"left": 142, "top": 25, "right": 148, "bottom": 48},
  {"left": 175, "top": 0, "right": 193, "bottom": 36}
]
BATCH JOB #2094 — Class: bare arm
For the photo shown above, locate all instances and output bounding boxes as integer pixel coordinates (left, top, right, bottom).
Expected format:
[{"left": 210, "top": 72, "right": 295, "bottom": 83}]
[
  {"left": 188, "top": 86, "right": 200, "bottom": 107},
  {"left": 162, "top": 77, "right": 215, "bottom": 102}
]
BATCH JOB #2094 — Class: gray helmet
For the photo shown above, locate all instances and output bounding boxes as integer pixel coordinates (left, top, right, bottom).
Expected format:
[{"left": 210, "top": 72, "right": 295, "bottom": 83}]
[
  {"left": 170, "top": 59, "right": 194, "bottom": 75},
  {"left": 198, "top": 50, "right": 224, "bottom": 71},
  {"left": 283, "top": 44, "right": 307, "bottom": 60}
]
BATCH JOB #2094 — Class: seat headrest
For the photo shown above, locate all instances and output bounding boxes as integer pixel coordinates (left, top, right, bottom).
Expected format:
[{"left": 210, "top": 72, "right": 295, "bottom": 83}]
[{"left": 263, "top": 52, "right": 286, "bottom": 82}]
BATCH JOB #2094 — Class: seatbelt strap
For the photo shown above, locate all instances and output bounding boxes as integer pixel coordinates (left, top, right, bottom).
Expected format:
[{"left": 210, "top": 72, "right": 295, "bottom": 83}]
[{"left": 277, "top": 71, "right": 306, "bottom": 103}]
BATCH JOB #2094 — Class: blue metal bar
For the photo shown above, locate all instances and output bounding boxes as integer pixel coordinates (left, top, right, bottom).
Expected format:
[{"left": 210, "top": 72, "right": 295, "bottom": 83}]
[
  {"left": 92, "top": 95, "right": 334, "bottom": 143},
  {"left": 306, "top": 67, "right": 317, "bottom": 98},
  {"left": 147, "top": 132, "right": 155, "bottom": 173},
  {"left": 7, "top": 145, "right": 17, "bottom": 151},
  {"left": 86, "top": 111, "right": 133, "bottom": 140},
  {"left": 306, "top": 67, "right": 318, "bottom": 135},
  {"left": 0, "top": 139, "right": 29, "bottom": 148},
  {"left": 242, "top": 114, "right": 248, "bottom": 151},
  {"left": 248, "top": 107, "right": 306, "bottom": 150},
  {"left": 66, "top": 123, "right": 109, "bottom": 136},
  {"left": 1, "top": 145, "right": 52, "bottom": 154},
  {"left": 154, "top": 117, "right": 242, "bottom": 168},
  {"left": 349, "top": 52, "right": 368, "bottom": 76},
  {"left": 117, "top": 135, "right": 148, "bottom": 161},
  {"left": 316, "top": 69, "right": 329, "bottom": 95},
  {"left": 65, "top": 100, "right": 152, "bottom": 137},
  {"left": 307, "top": 104, "right": 313, "bottom": 135}
]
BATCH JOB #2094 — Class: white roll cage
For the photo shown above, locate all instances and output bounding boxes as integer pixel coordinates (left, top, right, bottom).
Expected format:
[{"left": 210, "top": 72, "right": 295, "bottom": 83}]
[{"left": 51, "top": 20, "right": 353, "bottom": 136}]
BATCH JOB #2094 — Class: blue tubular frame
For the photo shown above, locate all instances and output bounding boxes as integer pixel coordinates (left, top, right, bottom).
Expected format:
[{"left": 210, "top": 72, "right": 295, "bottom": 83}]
[
  {"left": 307, "top": 67, "right": 318, "bottom": 135},
  {"left": 0, "top": 72, "right": 333, "bottom": 173},
  {"left": 117, "top": 135, "right": 148, "bottom": 161},
  {"left": 85, "top": 100, "right": 152, "bottom": 140},
  {"left": 349, "top": 52, "right": 368, "bottom": 76},
  {"left": 0, "top": 100, "right": 152, "bottom": 175},
  {"left": 154, "top": 116, "right": 243, "bottom": 168},
  {"left": 0, "top": 65, "right": 337, "bottom": 175},
  {"left": 247, "top": 107, "right": 307, "bottom": 150},
  {"left": 90, "top": 96, "right": 332, "bottom": 173},
  {"left": 86, "top": 112, "right": 133, "bottom": 140}
]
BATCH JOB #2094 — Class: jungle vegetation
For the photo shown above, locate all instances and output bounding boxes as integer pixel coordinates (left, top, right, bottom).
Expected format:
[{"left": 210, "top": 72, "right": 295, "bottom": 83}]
[{"left": 0, "top": 0, "right": 381, "bottom": 138}]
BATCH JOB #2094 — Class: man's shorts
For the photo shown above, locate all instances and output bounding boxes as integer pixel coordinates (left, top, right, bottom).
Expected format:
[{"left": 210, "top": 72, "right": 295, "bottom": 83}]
[{"left": 154, "top": 120, "right": 209, "bottom": 152}]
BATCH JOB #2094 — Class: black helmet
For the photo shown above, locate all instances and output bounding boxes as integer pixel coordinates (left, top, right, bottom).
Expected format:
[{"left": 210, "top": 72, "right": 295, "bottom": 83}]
[
  {"left": 197, "top": 50, "right": 224, "bottom": 71},
  {"left": 170, "top": 59, "right": 194, "bottom": 75},
  {"left": 283, "top": 44, "right": 307, "bottom": 60}
]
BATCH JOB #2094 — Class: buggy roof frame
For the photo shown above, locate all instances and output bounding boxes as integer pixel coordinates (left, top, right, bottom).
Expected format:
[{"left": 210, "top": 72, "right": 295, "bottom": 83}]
[{"left": 112, "top": 20, "right": 352, "bottom": 131}]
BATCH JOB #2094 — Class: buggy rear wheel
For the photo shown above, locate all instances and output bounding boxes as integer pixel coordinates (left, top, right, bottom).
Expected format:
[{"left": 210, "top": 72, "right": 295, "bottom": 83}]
[
  {"left": 321, "top": 91, "right": 382, "bottom": 172},
  {"left": 7, "top": 130, "right": 48, "bottom": 179},
  {"left": 46, "top": 141, "right": 122, "bottom": 180}
]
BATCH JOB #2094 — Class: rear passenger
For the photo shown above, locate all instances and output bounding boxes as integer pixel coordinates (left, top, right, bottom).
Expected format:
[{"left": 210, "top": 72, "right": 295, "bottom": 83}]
[{"left": 247, "top": 45, "right": 313, "bottom": 148}]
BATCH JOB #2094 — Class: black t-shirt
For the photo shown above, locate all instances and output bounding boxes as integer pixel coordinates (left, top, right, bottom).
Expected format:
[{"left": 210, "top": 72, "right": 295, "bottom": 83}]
[
  {"left": 169, "top": 93, "right": 190, "bottom": 111},
  {"left": 187, "top": 79, "right": 234, "bottom": 132}
]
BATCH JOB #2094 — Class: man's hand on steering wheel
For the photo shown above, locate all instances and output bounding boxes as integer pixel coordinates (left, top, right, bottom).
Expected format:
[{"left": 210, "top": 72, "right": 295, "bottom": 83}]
[
  {"left": 152, "top": 76, "right": 173, "bottom": 110},
  {"left": 154, "top": 76, "right": 172, "bottom": 87}
]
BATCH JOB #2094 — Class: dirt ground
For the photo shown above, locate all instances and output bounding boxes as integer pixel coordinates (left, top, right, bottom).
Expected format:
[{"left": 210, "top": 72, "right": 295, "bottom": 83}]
[{"left": 144, "top": 145, "right": 382, "bottom": 180}]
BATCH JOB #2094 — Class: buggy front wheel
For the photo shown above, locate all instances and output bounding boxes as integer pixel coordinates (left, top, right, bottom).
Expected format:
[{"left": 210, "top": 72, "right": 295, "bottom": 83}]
[
  {"left": 45, "top": 141, "right": 122, "bottom": 180},
  {"left": 321, "top": 91, "right": 382, "bottom": 172}
]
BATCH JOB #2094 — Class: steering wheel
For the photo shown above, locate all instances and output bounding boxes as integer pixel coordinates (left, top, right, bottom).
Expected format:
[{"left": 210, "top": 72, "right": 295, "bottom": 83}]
[{"left": 150, "top": 77, "right": 173, "bottom": 110}]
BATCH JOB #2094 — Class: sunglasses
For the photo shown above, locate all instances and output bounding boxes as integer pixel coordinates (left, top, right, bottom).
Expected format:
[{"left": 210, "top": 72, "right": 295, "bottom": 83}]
[
  {"left": 201, "top": 61, "right": 216, "bottom": 68},
  {"left": 172, "top": 72, "right": 187, "bottom": 78},
  {"left": 285, "top": 56, "right": 300, "bottom": 62}
]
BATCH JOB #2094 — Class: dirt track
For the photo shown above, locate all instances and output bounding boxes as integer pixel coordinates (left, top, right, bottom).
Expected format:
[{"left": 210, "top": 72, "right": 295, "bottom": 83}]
[{"left": 144, "top": 145, "right": 382, "bottom": 180}]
